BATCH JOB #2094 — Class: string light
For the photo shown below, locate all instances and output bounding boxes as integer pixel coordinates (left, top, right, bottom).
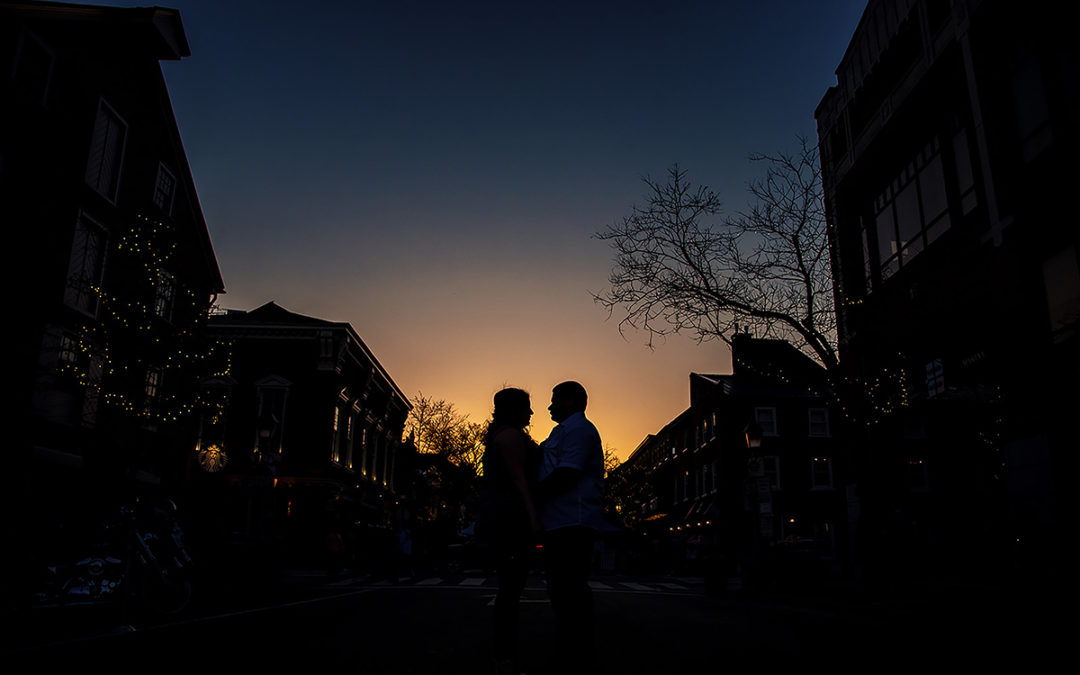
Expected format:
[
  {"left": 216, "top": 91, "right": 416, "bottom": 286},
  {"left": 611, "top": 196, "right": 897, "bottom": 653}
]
[{"left": 58, "top": 215, "right": 231, "bottom": 428}]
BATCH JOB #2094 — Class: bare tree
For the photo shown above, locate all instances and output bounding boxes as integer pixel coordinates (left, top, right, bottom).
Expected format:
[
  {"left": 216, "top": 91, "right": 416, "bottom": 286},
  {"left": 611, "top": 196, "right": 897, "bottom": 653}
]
[
  {"left": 602, "top": 444, "right": 622, "bottom": 478},
  {"left": 595, "top": 137, "right": 837, "bottom": 374},
  {"left": 406, "top": 394, "right": 486, "bottom": 475}
]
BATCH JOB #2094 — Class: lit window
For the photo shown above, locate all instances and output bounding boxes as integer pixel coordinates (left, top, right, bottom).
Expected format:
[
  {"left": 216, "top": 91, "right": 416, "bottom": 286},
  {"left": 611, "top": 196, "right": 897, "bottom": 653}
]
[
  {"left": 360, "top": 427, "right": 369, "bottom": 476},
  {"left": 330, "top": 406, "right": 341, "bottom": 463}
]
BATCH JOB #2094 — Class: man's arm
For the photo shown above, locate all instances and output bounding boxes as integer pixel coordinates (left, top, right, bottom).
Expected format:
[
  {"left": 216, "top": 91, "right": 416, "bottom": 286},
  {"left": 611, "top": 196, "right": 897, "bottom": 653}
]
[
  {"left": 538, "top": 422, "right": 596, "bottom": 500},
  {"left": 538, "top": 466, "right": 580, "bottom": 501}
]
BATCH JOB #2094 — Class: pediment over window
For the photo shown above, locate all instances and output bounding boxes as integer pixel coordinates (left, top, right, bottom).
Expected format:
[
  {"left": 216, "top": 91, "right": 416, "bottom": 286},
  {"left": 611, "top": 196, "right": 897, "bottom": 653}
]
[{"left": 255, "top": 374, "right": 292, "bottom": 388}]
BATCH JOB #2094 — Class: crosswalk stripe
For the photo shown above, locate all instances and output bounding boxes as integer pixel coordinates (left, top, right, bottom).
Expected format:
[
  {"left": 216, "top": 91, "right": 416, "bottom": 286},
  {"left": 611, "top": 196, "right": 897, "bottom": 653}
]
[
  {"left": 588, "top": 581, "right": 612, "bottom": 590},
  {"left": 659, "top": 583, "right": 688, "bottom": 590},
  {"left": 416, "top": 577, "right": 443, "bottom": 585},
  {"left": 620, "top": 582, "right": 655, "bottom": 591},
  {"left": 459, "top": 577, "right": 486, "bottom": 586}
]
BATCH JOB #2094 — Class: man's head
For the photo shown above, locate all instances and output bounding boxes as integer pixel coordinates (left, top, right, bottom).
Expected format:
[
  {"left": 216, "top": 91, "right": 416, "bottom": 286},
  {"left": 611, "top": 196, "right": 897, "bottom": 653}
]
[{"left": 549, "top": 381, "right": 588, "bottom": 423}]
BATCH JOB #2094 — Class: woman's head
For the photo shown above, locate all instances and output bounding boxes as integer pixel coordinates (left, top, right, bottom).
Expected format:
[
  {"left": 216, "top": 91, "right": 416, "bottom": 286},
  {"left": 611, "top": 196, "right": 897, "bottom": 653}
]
[{"left": 491, "top": 387, "right": 532, "bottom": 429}]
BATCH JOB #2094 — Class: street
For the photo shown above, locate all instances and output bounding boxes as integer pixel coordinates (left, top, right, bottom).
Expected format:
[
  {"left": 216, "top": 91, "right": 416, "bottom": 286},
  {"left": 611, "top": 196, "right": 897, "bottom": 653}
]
[{"left": 9, "top": 571, "right": 1060, "bottom": 672}]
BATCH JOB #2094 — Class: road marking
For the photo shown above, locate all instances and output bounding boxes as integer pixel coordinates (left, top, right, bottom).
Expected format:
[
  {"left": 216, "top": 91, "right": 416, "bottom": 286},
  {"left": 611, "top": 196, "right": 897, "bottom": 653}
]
[
  {"left": 659, "top": 583, "right": 688, "bottom": 590},
  {"left": 459, "top": 577, "right": 486, "bottom": 586},
  {"left": 620, "top": 583, "right": 655, "bottom": 591},
  {"left": 416, "top": 577, "right": 443, "bottom": 585},
  {"left": 484, "top": 595, "right": 550, "bottom": 607},
  {"left": 588, "top": 581, "right": 612, "bottom": 590}
]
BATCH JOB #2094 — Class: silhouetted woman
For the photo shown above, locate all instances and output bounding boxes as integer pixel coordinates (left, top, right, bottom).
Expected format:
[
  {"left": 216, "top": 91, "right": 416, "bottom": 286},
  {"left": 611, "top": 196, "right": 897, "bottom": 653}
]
[{"left": 478, "top": 387, "right": 541, "bottom": 675}]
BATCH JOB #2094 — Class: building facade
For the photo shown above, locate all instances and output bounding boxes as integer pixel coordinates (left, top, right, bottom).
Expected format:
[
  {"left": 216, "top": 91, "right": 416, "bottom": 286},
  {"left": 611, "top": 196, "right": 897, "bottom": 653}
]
[
  {"left": 815, "top": 0, "right": 1077, "bottom": 578},
  {"left": 5, "top": 1, "right": 225, "bottom": 560},
  {"left": 613, "top": 335, "right": 847, "bottom": 584},
  {"left": 203, "top": 302, "right": 411, "bottom": 566}
]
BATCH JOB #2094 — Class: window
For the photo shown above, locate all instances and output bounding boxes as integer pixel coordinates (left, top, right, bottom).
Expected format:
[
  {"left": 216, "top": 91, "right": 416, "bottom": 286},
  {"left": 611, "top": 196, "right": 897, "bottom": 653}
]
[
  {"left": 143, "top": 366, "right": 162, "bottom": 417},
  {"left": 860, "top": 219, "right": 874, "bottom": 294},
  {"left": 811, "top": 456, "right": 833, "bottom": 490},
  {"left": 763, "top": 456, "right": 781, "bottom": 490},
  {"left": 58, "top": 334, "right": 79, "bottom": 368},
  {"left": 13, "top": 29, "right": 54, "bottom": 106},
  {"left": 255, "top": 378, "right": 289, "bottom": 457},
  {"left": 952, "top": 128, "right": 979, "bottom": 216},
  {"left": 908, "top": 457, "right": 929, "bottom": 491},
  {"left": 153, "top": 163, "right": 176, "bottom": 214},
  {"left": 926, "top": 359, "right": 945, "bottom": 398},
  {"left": 873, "top": 137, "right": 951, "bottom": 281},
  {"left": 359, "top": 427, "right": 369, "bottom": 476},
  {"left": 808, "top": 408, "right": 830, "bottom": 437},
  {"left": 65, "top": 214, "right": 107, "bottom": 316},
  {"left": 154, "top": 270, "right": 175, "bottom": 321},
  {"left": 331, "top": 407, "right": 342, "bottom": 463},
  {"left": 85, "top": 99, "right": 127, "bottom": 202},
  {"left": 755, "top": 407, "right": 778, "bottom": 436},
  {"left": 711, "top": 460, "right": 719, "bottom": 492},
  {"left": 1012, "top": 55, "right": 1052, "bottom": 161},
  {"left": 82, "top": 355, "right": 103, "bottom": 427},
  {"left": 1043, "top": 246, "right": 1080, "bottom": 343},
  {"left": 344, "top": 411, "right": 356, "bottom": 469}
]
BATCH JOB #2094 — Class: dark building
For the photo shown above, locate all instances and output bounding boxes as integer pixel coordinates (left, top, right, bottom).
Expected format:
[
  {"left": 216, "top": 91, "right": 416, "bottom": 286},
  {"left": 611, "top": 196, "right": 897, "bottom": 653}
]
[
  {"left": 613, "top": 335, "right": 847, "bottom": 585},
  {"left": 815, "top": 0, "right": 1077, "bottom": 578},
  {"left": 203, "top": 302, "right": 411, "bottom": 567},
  {"left": 4, "top": 1, "right": 225, "bottom": 554}
]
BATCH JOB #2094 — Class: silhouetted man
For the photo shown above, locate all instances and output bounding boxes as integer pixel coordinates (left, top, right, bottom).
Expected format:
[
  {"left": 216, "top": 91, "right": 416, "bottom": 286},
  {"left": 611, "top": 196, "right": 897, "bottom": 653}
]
[{"left": 537, "top": 381, "right": 604, "bottom": 673}]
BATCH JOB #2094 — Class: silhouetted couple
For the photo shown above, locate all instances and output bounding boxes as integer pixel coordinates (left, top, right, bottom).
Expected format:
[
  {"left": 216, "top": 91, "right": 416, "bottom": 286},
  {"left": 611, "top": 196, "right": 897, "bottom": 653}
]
[{"left": 479, "top": 382, "right": 605, "bottom": 675}]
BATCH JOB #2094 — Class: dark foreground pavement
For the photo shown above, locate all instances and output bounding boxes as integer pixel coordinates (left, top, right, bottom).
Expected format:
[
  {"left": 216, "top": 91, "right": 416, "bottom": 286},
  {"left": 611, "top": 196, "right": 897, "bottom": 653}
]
[{"left": 5, "top": 570, "right": 1064, "bottom": 673}]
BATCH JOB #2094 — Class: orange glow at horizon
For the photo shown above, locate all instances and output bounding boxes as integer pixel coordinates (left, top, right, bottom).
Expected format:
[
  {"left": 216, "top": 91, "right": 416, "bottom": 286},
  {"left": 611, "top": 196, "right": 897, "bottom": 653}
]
[{"left": 223, "top": 266, "right": 734, "bottom": 465}]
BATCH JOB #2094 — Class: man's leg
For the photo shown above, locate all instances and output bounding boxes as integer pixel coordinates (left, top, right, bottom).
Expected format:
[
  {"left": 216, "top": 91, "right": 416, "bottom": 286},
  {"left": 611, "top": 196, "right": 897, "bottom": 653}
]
[{"left": 545, "top": 526, "right": 596, "bottom": 671}]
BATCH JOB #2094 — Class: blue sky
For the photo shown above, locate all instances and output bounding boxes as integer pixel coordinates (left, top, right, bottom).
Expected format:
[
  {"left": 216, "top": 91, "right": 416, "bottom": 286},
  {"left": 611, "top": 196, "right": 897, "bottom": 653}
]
[{"left": 88, "top": 0, "right": 867, "bottom": 457}]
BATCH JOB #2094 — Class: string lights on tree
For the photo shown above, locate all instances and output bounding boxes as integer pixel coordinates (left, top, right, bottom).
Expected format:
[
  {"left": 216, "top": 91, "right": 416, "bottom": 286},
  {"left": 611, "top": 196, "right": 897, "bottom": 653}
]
[{"left": 58, "top": 214, "right": 231, "bottom": 433}]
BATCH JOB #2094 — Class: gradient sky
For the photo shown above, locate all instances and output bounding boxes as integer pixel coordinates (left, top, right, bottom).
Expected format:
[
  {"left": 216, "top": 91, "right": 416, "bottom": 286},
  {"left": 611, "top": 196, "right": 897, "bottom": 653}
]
[{"left": 80, "top": 0, "right": 866, "bottom": 460}]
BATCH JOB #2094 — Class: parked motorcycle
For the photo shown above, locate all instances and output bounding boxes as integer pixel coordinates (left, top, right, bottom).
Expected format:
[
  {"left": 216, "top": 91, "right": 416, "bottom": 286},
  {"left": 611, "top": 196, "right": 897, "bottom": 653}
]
[{"left": 34, "top": 498, "right": 193, "bottom": 617}]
